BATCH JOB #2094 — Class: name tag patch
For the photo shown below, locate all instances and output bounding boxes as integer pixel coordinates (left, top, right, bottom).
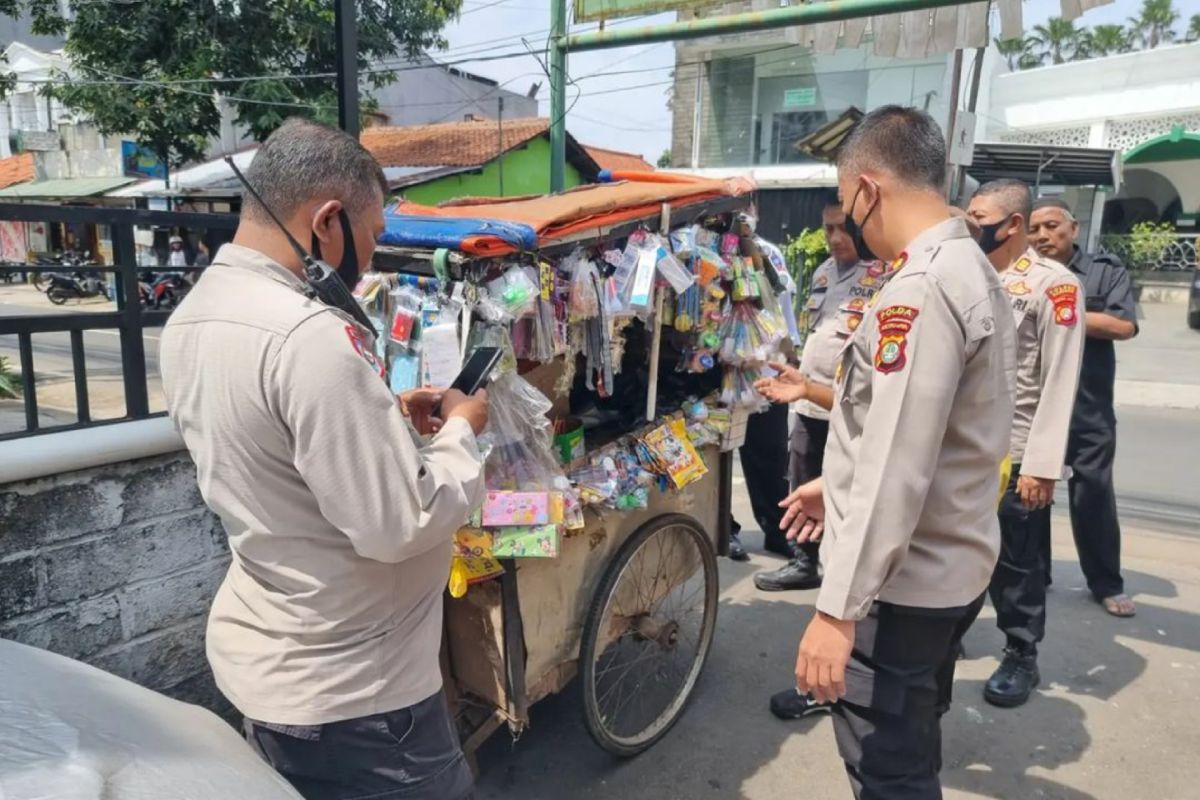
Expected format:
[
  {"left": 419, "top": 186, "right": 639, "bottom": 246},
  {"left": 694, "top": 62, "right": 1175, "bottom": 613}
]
[
  {"left": 1046, "top": 284, "right": 1079, "bottom": 327},
  {"left": 874, "top": 305, "right": 920, "bottom": 373}
]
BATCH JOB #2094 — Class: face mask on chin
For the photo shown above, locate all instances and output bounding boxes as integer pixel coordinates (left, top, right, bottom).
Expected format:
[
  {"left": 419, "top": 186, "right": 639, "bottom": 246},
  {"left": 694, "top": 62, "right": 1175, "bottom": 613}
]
[
  {"left": 976, "top": 215, "right": 1014, "bottom": 255},
  {"left": 842, "top": 184, "right": 878, "bottom": 263},
  {"left": 310, "top": 209, "right": 361, "bottom": 290}
]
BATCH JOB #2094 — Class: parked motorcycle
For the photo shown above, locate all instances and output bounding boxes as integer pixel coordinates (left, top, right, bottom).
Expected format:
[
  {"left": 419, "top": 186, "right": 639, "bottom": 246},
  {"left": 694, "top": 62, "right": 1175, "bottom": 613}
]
[
  {"left": 46, "top": 272, "right": 108, "bottom": 305},
  {"left": 147, "top": 272, "right": 189, "bottom": 309}
]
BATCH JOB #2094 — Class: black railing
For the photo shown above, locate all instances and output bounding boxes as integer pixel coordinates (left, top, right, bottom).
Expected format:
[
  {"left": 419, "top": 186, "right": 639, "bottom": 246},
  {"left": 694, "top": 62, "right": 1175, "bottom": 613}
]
[{"left": 0, "top": 203, "right": 238, "bottom": 441}]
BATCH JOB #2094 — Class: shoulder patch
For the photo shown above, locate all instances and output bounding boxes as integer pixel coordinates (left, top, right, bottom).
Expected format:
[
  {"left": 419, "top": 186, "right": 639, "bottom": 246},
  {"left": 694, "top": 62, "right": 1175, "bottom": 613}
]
[
  {"left": 1014, "top": 256, "right": 1033, "bottom": 273},
  {"left": 345, "top": 324, "right": 386, "bottom": 379},
  {"left": 874, "top": 305, "right": 919, "bottom": 373},
  {"left": 1045, "top": 284, "right": 1079, "bottom": 327},
  {"left": 1007, "top": 279, "right": 1031, "bottom": 296},
  {"left": 814, "top": 272, "right": 829, "bottom": 288}
]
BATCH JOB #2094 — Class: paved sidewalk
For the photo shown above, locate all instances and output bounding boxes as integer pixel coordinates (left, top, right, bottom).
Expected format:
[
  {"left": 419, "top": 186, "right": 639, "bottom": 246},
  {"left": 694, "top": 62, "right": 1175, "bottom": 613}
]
[
  {"left": 474, "top": 513, "right": 1200, "bottom": 800},
  {"left": 1116, "top": 302, "right": 1200, "bottom": 410}
]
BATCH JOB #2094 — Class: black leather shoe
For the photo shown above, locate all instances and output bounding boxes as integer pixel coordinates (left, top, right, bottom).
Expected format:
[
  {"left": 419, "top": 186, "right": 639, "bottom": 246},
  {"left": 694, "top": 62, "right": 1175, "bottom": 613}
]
[
  {"left": 984, "top": 648, "right": 1040, "bottom": 708},
  {"left": 769, "top": 688, "right": 833, "bottom": 720},
  {"left": 754, "top": 557, "right": 822, "bottom": 591},
  {"left": 728, "top": 532, "right": 749, "bottom": 562}
]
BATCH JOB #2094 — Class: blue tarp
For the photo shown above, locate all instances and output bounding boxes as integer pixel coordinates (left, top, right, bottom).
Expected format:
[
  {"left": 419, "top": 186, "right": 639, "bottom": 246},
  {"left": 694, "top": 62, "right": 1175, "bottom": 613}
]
[{"left": 379, "top": 211, "right": 538, "bottom": 251}]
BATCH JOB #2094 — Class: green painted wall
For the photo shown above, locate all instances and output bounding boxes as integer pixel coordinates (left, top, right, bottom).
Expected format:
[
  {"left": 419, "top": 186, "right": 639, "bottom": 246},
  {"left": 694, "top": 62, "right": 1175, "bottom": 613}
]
[{"left": 399, "top": 137, "right": 586, "bottom": 205}]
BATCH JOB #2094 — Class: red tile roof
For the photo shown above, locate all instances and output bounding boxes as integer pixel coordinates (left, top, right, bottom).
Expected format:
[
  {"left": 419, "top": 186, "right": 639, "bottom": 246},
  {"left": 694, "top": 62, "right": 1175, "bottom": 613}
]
[
  {"left": 361, "top": 118, "right": 551, "bottom": 168},
  {"left": 583, "top": 145, "right": 655, "bottom": 173},
  {"left": 0, "top": 153, "right": 35, "bottom": 191}
]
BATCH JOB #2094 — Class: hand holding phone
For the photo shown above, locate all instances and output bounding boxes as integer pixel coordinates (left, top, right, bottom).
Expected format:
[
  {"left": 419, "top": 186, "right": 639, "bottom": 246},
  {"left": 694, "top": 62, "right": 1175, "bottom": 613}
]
[{"left": 442, "top": 388, "right": 489, "bottom": 435}]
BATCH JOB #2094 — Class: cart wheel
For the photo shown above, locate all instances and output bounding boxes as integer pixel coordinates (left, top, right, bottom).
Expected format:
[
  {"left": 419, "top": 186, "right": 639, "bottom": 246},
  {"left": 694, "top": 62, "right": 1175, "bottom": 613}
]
[{"left": 580, "top": 514, "right": 718, "bottom": 757}]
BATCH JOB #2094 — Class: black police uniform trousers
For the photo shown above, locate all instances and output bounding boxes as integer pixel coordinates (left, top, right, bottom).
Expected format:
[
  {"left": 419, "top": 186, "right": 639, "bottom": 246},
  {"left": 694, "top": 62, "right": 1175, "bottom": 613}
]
[
  {"left": 787, "top": 411, "right": 829, "bottom": 563},
  {"left": 1066, "top": 425, "right": 1124, "bottom": 600},
  {"left": 988, "top": 464, "right": 1050, "bottom": 651},
  {"left": 735, "top": 401, "right": 791, "bottom": 554},
  {"left": 833, "top": 595, "right": 985, "bottom": 800}
]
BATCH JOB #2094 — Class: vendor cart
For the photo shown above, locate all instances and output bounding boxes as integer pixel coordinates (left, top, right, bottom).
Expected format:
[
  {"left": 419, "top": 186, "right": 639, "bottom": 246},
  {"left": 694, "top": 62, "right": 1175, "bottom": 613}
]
[{"left": 370, "top": 173, "right": 781, "bottom": 765}]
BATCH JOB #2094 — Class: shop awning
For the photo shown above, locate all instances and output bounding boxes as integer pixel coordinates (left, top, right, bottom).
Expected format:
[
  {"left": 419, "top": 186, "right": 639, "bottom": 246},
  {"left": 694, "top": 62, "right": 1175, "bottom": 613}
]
[
  {"left": 794, "top": 108, "right": 864, "bottom": 161},
  {"left": 966, "top": 142, "right": 1122, "bottom": 191},
  {"left": 0, "top": 176, "right": 137, "bottom": 198}
]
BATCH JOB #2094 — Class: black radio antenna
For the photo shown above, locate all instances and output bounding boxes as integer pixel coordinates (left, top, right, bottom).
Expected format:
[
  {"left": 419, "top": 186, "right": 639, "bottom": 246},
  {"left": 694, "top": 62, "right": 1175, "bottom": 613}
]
[{"left": 224, "top": 155, "right": 376, "bottom": 333}]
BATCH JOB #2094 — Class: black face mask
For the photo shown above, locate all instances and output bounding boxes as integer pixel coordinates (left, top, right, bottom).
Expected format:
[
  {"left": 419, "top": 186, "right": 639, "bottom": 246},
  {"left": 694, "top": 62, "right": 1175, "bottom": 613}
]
[
  {"left": 310, "top": 209, "right": 360, "bottom": 289},
  {"left": 842, "top": 185, "right": 877, "bottom": 262},
  {"left": 976, "top": 215, "right": 1014, "bottom": 255}
]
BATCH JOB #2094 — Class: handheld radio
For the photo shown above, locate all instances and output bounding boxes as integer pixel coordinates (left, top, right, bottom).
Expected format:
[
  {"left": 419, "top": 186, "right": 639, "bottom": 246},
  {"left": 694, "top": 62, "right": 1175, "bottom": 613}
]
[{"left": 224, "top": 156, "right": 375, "bottom": 333}]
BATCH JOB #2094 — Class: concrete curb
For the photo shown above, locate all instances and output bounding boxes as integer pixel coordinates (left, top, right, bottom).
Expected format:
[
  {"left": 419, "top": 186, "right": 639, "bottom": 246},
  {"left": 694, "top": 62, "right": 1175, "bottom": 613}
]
[{"left": 1115, "top": 380, "right": 1200, "bottom": 411}]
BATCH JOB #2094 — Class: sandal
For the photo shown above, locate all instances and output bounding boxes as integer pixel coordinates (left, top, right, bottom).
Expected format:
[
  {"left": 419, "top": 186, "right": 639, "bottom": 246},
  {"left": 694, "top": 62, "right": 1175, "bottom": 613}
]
[{"left": 1100, "top": 594, "right": 1136, "bottom": 618}]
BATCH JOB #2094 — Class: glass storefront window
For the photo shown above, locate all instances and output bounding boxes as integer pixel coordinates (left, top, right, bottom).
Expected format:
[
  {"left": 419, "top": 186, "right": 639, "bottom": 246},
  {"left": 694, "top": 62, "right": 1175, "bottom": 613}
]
[{"left": 698, "top": 43, "right": 949, "bottom": 168}]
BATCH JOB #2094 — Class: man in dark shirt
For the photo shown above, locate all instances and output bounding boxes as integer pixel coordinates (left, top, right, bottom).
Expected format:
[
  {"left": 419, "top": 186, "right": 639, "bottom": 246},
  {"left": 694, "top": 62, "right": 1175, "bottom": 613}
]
[{"left": 1029, "top": 198, "right": 1139, "bottom": 617}]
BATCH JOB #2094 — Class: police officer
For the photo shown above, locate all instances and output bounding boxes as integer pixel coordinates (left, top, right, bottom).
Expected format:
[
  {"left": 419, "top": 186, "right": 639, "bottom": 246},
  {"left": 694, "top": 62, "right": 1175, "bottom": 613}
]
[
  {"left": 160, "top": 119, "right": 487, "bottom": 800},
  {"left": 967, "top": 180, "right": 1085, "bottom": 708},
  {"left": 779, "top": 106, "right": 1015, "bottom": 798},
  {"left": 1029, "top": 198, "right": 1139, "bottom": 617}
]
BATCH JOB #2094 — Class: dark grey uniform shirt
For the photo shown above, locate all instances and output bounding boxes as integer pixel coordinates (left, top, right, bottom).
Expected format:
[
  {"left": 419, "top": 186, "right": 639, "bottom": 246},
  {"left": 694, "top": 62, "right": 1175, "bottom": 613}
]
[{"left": 1068, "top": 247, "right": 1139, "bottom": 431}]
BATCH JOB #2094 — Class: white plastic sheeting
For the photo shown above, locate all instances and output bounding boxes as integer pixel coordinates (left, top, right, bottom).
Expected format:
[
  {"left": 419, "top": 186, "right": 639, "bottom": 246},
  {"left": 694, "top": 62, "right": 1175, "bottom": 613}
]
[{"left": 0, "top": 640, "right": 301, "bottom": 800}]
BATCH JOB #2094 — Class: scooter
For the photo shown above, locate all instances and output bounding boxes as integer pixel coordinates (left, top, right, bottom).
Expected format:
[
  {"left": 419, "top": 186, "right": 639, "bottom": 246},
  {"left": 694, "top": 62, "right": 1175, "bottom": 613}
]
[{"left": 46, "top": 272, "right": 107, "bottom": 305}]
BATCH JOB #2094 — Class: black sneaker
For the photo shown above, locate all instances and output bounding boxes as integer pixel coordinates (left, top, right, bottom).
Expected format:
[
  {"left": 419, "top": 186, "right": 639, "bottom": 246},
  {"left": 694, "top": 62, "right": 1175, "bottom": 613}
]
[
  {"left": 983, "top": 647, "right": 1040, "bottom": 708},
  {"left": 728, "top": 532, "right": 749, "bottom": 562},
  {"left": 754, "top": 557, "right": 822, "bottom": 591},
  {"left": 769, "top": 689, "right": 833, "bottom": 720}
]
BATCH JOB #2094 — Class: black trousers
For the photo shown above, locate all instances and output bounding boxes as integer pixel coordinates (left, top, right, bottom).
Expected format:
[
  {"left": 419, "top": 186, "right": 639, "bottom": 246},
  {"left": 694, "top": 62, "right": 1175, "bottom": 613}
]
[
  {"left": 244, "top": 692, "right": 473, "bottom": 800},
  {"left": 833, "top": 595, "right": 985, "bottom": 800},
  {"left": 988, "top": 464, "right": 1050, "bottom": 651},
  {"left": 1066, "top": 426, "right": 1124, "bottom": 600},
  {"left": 736, "top": 401, "right": 791, "bottom": 554},
  {"left": 786, "top": 412, "right": 829, "bottom": 562}
]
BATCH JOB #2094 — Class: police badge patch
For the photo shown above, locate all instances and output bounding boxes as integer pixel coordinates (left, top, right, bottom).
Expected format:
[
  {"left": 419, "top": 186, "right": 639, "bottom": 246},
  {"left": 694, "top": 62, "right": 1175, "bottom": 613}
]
[
  {"left": 345, "top": 324, "right": 386, "bottom": 379},
  {"left": 1046, "top": 283, "right": 1079, "bottom": 327},
  {"left": 874, "top": 305, "right": 920, "bottom": 373}
]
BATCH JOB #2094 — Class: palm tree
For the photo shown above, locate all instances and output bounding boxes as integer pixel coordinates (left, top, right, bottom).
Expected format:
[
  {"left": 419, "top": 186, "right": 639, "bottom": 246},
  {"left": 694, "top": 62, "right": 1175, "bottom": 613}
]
[
  {"left": 1030, "top": 17, "right": 1086, "bottom": 65},
  {"left": 994, "top": 36, "right": 1040, "bottom": 70},
  {"left": 1129, "top": 0, "right": 1179, "bottom": 49},
  {"left": 1086, "top": 24, "right": 1134, "bottom": 57},
  {"left": 1188, "top": 13, "right": 1200, "bottom": 41}
]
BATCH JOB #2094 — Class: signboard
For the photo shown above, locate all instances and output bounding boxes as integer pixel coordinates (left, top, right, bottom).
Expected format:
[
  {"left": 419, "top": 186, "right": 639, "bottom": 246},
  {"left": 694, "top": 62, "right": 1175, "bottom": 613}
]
[
  {"left": 122, "top": 140, "right": 167, "bottom": 180},
  {"left": 948, "top": 111, "right": 976, "bottom": 167},
  {"left": 14, "top": 130, "right": 60, "bottom": 152},
  {"left": 783, "top": 87, "right": 817, "bottom": 109},
  {"left": 574, "top": 0, "right": 715, "bottom": 23}
]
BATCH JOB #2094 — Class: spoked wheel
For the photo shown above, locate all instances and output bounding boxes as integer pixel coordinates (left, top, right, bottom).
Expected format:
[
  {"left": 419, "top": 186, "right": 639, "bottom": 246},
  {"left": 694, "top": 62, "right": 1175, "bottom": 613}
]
[
  {"left": 580, "top": 514, "right": 718, "bottom": 757},
  {"left": 47, "top": 287, "right": 69, "bottom": 305}
]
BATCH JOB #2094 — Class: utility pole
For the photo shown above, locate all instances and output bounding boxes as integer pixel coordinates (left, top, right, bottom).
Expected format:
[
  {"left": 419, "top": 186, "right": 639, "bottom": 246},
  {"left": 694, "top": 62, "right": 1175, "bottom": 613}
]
[
  {"left": 498, "top": 96, "right": 505, "bottom": 196},
  {"left": 549, "top": 0, "right": 567, "bottom": 192},
  {"left": 334, "top": 0, "right": 359, "bottom": 138}
]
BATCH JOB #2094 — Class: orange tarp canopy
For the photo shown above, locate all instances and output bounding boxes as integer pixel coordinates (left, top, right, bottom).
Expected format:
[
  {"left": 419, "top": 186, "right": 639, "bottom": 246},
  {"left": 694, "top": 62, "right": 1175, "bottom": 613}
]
[{"left": 395, "top": 172, "right": 755, "bottom": 255}]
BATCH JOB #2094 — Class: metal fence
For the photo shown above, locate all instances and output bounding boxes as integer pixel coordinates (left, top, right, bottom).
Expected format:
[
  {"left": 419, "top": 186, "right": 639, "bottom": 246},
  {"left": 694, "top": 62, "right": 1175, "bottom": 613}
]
[
  {"left": 1098, "top": 232, "right": 1199, "bottom": 272},
  {"left": 0, "top": 203, "right": 238, "bottom": 441}
]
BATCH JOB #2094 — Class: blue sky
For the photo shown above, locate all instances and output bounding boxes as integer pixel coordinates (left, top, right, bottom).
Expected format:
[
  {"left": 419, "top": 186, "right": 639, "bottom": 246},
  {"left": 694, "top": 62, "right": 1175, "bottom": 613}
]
[{"left": 440, "top": 0, "right": 1173, "bottom": 161}]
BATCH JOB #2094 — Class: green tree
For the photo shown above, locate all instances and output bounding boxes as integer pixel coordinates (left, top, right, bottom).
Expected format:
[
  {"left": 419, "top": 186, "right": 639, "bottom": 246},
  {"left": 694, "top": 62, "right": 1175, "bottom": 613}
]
[
  {"left": 1085, "top": 24, "right": 1134, "bottom": 57},
  {"left": 1129, "top": 0, "right": 1179, "bottom": 49},
  {"left": 1030, "top": 17, "right": 1088, "bottom": 65},
  {"left": 994, "top": 36, "right": 1041, "bottom": 70},
  {"left": 656, "top": 149, "right": 671, "bottom": 168},
  {"left": 1187, "top": 13, "right": 1200, "bottom": 41},
  {"left": 1, "top": 1, "right": 462, "bottom": 170}
]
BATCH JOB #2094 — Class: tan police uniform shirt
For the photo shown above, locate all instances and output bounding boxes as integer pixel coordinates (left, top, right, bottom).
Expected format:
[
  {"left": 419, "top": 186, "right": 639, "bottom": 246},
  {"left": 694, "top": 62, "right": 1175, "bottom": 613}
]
[
  {"left": 1001, "top": 248, "right": 1085, "bottom": 479},
  {"left": 796, "top": 257, "right": 885, "bottom": 420},
  {"left": 159, "top": 244, "right": 485, "bottom": 726},
  {"left": 818, "top": 217, "right": 1017, "bottom": 620}
]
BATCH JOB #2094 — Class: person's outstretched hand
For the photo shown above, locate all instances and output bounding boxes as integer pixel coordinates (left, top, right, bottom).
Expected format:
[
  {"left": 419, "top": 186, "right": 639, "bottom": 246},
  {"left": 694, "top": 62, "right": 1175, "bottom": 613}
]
[
  {"left": 755, "top": 361, "right": 807, "bottom": 405},
  {"left": 442, "top": 388, "right": 489, "bottom": 435},
  {"left": 399, "top": 388, "right": 444, "bottom": 435},
  {"left": 779, "top": 477, "right": 825, "bottom": 542}
]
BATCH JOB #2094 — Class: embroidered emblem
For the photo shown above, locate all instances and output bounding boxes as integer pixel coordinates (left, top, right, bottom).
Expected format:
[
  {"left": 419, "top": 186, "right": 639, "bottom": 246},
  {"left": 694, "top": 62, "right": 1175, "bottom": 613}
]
[
  {"left": 848, "top": 297, "right": 866, "bottom": 311},
  {"left": 859, "top": 274, "right": 878, "bottom": 288},
  {"left": 1007, "top": 280, "right": 1031, "bottom": 296},
  {"left": 814, "top": 273, "right": 829, "bottom": 288},
  {"left": 874, "top": 305, "right": 920, "bottom": 373},
  {"left": 847, "top": 314, "right": 862, "bottom": 332},
  {"left": 345, "top": 325, "right": 386, "bottom": 379},
  {"left": 866, "top": 261, "right": 885, "bottom": 278},
  {"left": 1046, "top": 283, "right": 1079, "bottom": 327},
  {"left": 1014, "top": 256, "right": 1032, "bottom": 273},
  {"left": 889, "top": 252, "right": 908, "bottom": 273}
]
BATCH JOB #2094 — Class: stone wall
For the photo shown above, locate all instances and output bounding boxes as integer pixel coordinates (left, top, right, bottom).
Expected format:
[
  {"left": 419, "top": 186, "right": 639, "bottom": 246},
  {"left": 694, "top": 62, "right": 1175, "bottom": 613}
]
[{"left": 0, "top": 450, "right": 230, "bottom": 715}]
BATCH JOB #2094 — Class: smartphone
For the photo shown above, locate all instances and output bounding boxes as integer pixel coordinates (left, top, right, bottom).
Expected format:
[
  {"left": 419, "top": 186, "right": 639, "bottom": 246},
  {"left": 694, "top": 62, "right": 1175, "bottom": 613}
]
[{"left": 449, "top": 346, "right": 502, "bottom": 396}]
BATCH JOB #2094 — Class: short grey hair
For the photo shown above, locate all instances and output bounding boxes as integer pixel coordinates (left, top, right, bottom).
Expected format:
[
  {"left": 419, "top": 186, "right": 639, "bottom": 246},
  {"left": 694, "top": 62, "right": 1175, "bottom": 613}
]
[
  {"left": 974, "top": 178, "right": 1033, "bottom": 220},
  {"left": 242, "top": 117, "right": 388, "bottom": 225},
  {"left": 1032, "top": 196, "right": 1077, "bottom": 222}
]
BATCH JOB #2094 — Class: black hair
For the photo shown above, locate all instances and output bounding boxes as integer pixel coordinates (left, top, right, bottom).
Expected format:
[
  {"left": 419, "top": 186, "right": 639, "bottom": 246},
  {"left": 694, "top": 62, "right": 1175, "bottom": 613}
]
[
  {"left": 973, "top": 178, "right": 1033, "bottom": 220},
  {"left": 837, "top": 105, "right": 946, "bottom": 191}
]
